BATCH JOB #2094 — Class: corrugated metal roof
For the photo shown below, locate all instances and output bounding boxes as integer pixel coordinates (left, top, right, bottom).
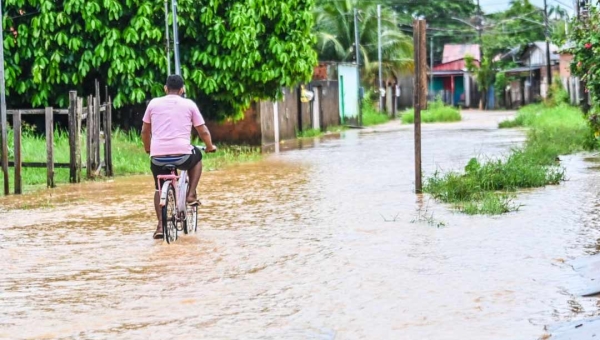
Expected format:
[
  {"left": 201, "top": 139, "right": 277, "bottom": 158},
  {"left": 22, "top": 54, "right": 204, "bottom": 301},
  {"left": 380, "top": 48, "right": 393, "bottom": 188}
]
[{"left": 442, "top": 44, "right": 480, "bottom": 63}]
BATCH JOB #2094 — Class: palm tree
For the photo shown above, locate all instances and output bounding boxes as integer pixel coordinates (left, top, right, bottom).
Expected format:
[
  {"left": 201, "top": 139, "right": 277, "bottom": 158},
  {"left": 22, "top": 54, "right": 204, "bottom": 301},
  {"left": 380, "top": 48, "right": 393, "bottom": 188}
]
[{"left": 312, "top": 0, "right": 413, "bottom": 85}]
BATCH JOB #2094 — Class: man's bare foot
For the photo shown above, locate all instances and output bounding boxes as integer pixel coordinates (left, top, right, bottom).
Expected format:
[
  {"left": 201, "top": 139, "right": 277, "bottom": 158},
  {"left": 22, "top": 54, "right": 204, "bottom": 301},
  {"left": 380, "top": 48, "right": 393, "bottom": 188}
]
[{"left": 153, "top": 224, "right": 163, "bottom": 239}]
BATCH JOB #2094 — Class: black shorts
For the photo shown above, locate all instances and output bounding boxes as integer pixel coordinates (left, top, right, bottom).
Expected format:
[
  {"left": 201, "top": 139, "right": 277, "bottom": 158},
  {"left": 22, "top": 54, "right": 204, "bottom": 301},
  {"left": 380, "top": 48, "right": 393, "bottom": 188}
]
[{"left": 150, "top": 146, "right": 202, "bottom": 190}]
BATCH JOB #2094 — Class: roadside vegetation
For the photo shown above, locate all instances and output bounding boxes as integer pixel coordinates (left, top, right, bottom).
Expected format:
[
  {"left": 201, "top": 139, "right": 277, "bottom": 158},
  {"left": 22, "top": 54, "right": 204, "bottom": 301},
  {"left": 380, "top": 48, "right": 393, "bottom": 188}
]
[
  {"left": 0, "top": 125, "right": 261, "bottom": 194},
  {"left": 401, "top": 98, "right": 462, "bottom": 124},
  {"left": 362, "top": 93, "right": 391, "bottom": 126},
  {"left": 425, "top": 103, "right": 594, "bottom": 215}
]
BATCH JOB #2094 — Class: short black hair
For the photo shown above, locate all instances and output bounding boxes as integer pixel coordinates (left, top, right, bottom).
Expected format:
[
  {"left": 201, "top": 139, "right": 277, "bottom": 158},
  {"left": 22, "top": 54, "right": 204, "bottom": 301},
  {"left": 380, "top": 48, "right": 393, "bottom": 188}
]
[{"left": 166, "top": 74, "right": 184, "bottom": 91}]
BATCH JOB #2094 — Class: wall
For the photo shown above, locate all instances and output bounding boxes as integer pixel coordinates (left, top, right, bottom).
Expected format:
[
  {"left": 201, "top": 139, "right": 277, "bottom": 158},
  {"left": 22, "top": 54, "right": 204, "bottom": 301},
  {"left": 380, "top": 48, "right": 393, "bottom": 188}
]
[
  {"left": 277, "top": 88, "right": 299, "bottom": 141},
  {"left": 259, "top": 101, "right": 275, "bottom": 145},
  {"left": 205, "top": 103, "right": 262, "bottom": 145},
  {"left": 397, "top": 76, "right": 414, "bottom": 109},
  {"left": 559, "top": 53, "right": 573, "bottom": 78},
  {"left": 312, "top": 80, "right": 339, "bottom": 129}
]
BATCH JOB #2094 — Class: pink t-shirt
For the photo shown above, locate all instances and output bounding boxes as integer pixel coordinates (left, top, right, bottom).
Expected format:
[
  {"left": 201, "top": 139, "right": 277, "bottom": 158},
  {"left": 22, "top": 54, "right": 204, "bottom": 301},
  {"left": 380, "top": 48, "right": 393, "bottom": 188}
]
[{"left": 142, "top": 95, "right": 205, "bottom": 156}]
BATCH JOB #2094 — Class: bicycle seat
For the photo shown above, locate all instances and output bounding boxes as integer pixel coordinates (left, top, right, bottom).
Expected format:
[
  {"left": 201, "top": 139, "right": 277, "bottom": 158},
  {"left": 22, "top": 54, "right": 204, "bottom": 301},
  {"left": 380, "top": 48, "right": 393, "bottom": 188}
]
[{"left": 163, "top": 164, "right": 177, "bottom": 171}]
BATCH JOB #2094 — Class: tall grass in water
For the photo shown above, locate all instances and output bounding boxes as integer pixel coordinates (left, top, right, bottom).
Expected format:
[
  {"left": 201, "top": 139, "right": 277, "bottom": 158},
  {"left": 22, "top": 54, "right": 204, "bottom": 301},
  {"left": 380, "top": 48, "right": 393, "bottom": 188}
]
[
  {"left": 0, "top": 127, "right": 262, "bottom": 194},
  {"left": 401, "top": 98, "right": 462, "bottom": 124},
  {"left": 426, "top": 104, "right": 592, "bottom": 215}
]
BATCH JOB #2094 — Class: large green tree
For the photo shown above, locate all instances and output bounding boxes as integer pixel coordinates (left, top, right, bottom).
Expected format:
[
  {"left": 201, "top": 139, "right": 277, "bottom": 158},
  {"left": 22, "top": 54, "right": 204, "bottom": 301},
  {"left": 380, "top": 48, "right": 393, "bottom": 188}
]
[
  {"left": 3, "top": 0, "right": 317, "bottom": 120},
  {"left": 482, "top": 0, "right": 546, "bottom": 59},
  {"left": 312, "top": 0, "right": 413, "bottom": 84},
  {"left": 389, "top": 0, "right": 477, "bottom": 63}
]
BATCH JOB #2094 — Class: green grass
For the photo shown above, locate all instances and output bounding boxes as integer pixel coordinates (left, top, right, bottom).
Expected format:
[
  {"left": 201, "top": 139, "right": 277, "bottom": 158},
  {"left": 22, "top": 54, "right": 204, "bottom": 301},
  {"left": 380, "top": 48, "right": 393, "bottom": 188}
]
[
  {"left": 0, "top": 127, "right": 262, "bottom": 194},
  {"left": 362, "top": 105, "right": 390, "bottom": 126},
  {"left": 361, "top": 93, "right": 391, "bottom": 126},
  {"left": 425, "top": 103, "right": 593, "bottom": 215},
  {"left": 296, "top": 128, "right": 324, "bottom": 139},
  {"left": 401, "top": 99, "right": 462, "bottom": 124}
]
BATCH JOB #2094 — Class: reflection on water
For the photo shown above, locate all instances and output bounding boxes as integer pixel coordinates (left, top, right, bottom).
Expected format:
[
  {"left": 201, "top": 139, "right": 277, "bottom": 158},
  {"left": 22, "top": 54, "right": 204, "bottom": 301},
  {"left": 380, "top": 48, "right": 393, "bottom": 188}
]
[{"left": 2, "top": 111, "right": 600, "bottom": 339}]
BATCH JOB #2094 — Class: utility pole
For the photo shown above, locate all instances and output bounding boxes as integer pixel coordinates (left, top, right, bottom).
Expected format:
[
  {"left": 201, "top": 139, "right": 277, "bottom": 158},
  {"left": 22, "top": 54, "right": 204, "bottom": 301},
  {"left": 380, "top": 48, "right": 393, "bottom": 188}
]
[
  {"left": 413, "top": 19, "right": 427, "bottom": 194},
  {"left": 164, "top": 0, "right": 171, "bottom": 75},
  {"left": 0, "top": 0, "right": 8, "bottom": 195},
  {"left": 377, "top": 5, "right": 383, "bottom": 112},
  {"left": 543, "top": 0, "right": 552, "bottom": 87},
  {"left": 171, "top": 0, "right": 181, "bottom": 76},
  {"left": 354, "top": 8, "right": 362, "bottom": 126}
]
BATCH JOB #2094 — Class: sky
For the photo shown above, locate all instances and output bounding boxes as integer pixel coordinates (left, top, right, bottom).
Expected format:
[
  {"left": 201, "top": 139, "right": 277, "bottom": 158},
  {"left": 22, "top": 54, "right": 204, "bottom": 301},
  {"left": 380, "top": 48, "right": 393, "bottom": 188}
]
[{"left": 481, "top": 0, "right": 575, "bottom": 14}]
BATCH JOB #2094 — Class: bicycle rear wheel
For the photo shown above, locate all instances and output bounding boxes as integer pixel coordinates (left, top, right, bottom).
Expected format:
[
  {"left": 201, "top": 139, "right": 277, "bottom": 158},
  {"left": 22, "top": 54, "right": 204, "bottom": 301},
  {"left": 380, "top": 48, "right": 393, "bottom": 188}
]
[{"left": 162, "top": 183, "right": 178, "bottom": 243}]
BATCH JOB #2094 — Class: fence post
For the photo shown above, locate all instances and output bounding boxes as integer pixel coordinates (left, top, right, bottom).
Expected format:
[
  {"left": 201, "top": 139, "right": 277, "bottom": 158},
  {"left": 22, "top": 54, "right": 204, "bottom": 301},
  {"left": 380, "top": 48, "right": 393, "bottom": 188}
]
[
  {"left": 45, "top": 107, "right": 55, "bottom": 188},
  {"left": 76, "top": 97, "right": 83, "bottom": 179},
  {"left": 105, "top": 95, "right": 113, "bottom": 176},
  {"left": 93, "top": 97, "right": 100, "bottom": 170},
  {"left": 68, "top": 90, "right": 79, "bottom": 183},
  {"left": 86, "top": 95, "right": 93, "bottom": 178},
  {"left": 13, "top": 110, "right": 21, "bottom": 194}
]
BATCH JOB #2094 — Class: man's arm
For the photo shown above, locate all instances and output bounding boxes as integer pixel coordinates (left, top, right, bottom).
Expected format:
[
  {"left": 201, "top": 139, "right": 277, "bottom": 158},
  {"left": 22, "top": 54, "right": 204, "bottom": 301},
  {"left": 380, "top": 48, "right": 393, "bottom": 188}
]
[
  {"left": 142, "top": 122, "right": 152, "bottom": 154},
  {"left": 194, "top": 125, "right": 217, "bottom": 152}
]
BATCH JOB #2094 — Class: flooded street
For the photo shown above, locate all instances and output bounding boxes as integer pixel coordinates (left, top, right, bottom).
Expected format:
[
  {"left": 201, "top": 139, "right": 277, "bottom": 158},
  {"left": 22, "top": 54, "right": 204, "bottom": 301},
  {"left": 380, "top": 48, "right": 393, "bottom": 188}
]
[{"left": 3, "top": 110, "right": 600, "bottom": 339}]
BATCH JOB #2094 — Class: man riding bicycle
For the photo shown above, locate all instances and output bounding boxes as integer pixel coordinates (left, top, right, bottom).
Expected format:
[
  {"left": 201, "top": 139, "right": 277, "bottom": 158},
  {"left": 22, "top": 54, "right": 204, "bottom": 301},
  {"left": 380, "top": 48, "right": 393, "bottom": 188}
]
[{"left": 141, "top": 74, "right": 217, "bottom": 239}]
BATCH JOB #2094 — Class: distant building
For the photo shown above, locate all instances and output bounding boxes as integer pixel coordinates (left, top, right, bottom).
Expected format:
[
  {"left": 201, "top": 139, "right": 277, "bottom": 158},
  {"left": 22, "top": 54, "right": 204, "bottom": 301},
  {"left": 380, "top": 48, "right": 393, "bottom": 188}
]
[
  {"left": 430, "top": 44, "right": 481, "bottom": 108},
  {"left": 500, "top": 42, "right": 560, "bottom": 108}
]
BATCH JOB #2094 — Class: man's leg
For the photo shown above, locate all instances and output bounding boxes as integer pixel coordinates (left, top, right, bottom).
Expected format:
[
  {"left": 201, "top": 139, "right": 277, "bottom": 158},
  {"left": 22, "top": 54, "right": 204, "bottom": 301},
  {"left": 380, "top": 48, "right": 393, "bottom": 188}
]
[
  {"left": 154, "top": 190, "right": 162, "bottom": 232},
  {"left": 186, "top": 159, "right": 203, "bottom": 203},
  {"left": 151, "top": 162, "right": 165, "bottom": 238}
]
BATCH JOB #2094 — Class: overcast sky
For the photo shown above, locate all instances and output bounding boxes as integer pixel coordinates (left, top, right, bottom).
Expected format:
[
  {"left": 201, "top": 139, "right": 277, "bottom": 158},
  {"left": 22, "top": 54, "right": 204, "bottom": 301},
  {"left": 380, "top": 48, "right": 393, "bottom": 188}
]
[{"left": 481, "top": 0, "right": 574, "bottom": 14}]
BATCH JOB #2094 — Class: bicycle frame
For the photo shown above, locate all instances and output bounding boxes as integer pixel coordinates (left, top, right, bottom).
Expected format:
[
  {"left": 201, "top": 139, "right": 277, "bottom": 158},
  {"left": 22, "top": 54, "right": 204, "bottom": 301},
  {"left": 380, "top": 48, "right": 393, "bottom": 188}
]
[{"left": 157, "top": 169, "right": 189, "bottom": 214}]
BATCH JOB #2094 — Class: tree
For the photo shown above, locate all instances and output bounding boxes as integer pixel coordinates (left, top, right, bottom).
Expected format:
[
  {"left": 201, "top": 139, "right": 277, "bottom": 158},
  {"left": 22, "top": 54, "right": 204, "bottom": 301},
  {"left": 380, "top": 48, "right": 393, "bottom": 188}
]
[
  {"left": 3, "top": 0, "right": 317, "bottom": 120},
  {"left": 465, "top": 54, "right": 494, "bottom": 110},
  {"left": 481, "top": 0, "right": 545, "bottom": 58},
  {"left": 570, "top": 6, "right": 600, "bottom": 131},
  {"left": 312, "top": 0, "right": 413, "bottom": 84},
  {"left": 389, "top": 0, "right": 477, "bottom": 63}
]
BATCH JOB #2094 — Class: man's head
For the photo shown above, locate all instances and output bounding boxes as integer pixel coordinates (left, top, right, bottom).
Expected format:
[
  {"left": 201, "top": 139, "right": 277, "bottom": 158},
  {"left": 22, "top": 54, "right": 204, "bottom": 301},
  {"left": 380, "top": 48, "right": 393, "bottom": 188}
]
[{"left": 164, "top": 74, "right": 185, "bottom": 96}]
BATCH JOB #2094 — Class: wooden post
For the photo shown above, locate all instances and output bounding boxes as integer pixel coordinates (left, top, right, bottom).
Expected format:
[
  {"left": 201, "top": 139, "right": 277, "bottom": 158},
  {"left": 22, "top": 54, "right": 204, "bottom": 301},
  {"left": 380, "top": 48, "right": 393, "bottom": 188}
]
[
  {"left": 105, "top": 95, "right": 113, "bottom": 176},
  {"left": 76, "top": 97, "right": 83, "bottom": 179},
  {"left": 86, "top": 95, "right": 93, "bottom": 178},
  {"left": 68, "top": 91, "right": 78, "bottom": 183},
  {"left": 92, "top": 97, "right": 100, "bottom": 172},
  {"left": 45, "top": 107, "right": 55, "bottom": 188},
  {"left": 13, "top": 110, "right": 21, "bottom": 194},
  {"left": 413, "top": 19, "right": 427, "bottom": 193}
]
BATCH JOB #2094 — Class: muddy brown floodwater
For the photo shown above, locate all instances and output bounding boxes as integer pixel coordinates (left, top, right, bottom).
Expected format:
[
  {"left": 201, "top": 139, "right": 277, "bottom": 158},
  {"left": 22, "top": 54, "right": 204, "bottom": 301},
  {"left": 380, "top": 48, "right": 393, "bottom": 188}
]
[{"left": 2, "top": 110, "right": 600, "bottom": 339}]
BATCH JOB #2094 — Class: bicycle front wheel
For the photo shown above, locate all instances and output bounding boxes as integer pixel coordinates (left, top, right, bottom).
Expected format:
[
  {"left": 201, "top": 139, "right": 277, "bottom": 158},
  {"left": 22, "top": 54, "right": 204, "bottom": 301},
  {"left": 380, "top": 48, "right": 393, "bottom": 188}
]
[
  {"left": 185, "top": 204, "right": 198, "bottom": 234},
  {"left": 162, "top": 183, "right": 178, "bottom": 244}
]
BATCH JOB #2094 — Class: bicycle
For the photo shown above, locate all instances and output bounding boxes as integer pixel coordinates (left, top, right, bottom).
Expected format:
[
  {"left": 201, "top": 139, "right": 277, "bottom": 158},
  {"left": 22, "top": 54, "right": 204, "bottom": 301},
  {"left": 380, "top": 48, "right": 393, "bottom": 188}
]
[{"left": 156, "top": 146, "right": 204, "bottom": 243}]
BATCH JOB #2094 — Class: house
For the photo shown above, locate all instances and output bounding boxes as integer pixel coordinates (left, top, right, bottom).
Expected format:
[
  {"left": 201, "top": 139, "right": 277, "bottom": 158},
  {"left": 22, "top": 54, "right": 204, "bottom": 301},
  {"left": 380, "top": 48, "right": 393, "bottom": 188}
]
[
  {"left": 430, "top": 44, "right": 481, "bottom": 108},
  {"left": 555, "top": 41, "right": 591, "bottom": 107},
  {"left": 500, "top": 42, "right": 560, "bottom": 108}
]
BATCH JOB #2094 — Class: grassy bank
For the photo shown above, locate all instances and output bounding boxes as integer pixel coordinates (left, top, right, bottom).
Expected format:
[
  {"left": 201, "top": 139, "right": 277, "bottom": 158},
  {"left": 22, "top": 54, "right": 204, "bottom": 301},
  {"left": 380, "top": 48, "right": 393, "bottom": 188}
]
[
  {"left": 401, "top": 99, "right": 462, "bottom": 124},
  {"left": 0, "top": 127, "right": 261, "bottom": 194},
  {"left": 425, "top": 103, "right": 593, "bottom": 215}
]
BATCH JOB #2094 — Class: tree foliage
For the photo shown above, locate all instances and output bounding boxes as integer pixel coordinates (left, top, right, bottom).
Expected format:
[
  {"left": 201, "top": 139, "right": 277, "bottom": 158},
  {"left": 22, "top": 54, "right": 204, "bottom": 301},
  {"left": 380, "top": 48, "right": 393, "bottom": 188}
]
[
  {"left": 3, "top": 0, "right": 317, "bottom": 120},
  {"left": 312, "top": 0, "right": 413, "bottom": 84},
  {"left": 570, "top": 6, "right": 600, "bottom": 130},
  {"left": 482, "top": 0, "right": 546, "bottom": 58},
  {"left": 465, "top": 54, "right": 493, "bottom": 109},
  {"left": 390, "top": 0, "right": 477, "bottom": 62}
]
